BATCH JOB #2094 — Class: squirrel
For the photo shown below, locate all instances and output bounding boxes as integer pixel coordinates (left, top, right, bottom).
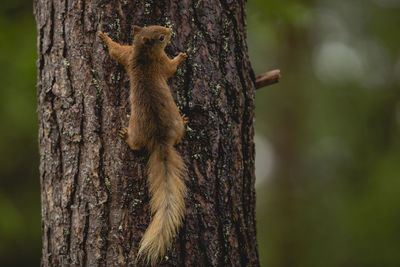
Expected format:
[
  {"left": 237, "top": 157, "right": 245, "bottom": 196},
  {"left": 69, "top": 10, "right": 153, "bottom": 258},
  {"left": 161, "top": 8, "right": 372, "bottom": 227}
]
[{"left": 97, "top": 25, "right": 188, "bottom": 265}]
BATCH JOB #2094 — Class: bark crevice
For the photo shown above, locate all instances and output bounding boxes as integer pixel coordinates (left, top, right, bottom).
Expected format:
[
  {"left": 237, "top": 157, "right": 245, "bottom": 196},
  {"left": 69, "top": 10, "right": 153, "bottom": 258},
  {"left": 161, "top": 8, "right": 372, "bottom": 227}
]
[{"left": 36, "top": 0, "right": 259, "bottom": 266}]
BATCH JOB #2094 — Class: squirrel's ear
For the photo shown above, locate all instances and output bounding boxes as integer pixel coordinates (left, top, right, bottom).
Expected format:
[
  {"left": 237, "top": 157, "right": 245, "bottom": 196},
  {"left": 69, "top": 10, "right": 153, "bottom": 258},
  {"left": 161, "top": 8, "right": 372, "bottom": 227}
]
[
  {"left": 133, "top": 25, "right": 142, "bottom": 35},
  {"left": 141, "top": 36, "right": 150, "bottom": 45}
]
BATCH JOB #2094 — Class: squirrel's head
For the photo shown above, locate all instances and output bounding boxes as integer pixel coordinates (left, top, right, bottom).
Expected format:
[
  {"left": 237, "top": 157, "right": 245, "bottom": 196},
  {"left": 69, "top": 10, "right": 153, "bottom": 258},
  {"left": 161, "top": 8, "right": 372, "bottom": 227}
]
[{"left": 132, "top": 25, "right": 172, "bottom": 53}]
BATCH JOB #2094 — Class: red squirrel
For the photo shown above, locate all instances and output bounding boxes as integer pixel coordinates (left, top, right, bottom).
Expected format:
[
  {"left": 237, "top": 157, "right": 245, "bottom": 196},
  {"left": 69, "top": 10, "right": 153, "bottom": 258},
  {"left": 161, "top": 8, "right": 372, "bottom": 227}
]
[{"left": 98, "top": 25, "right": 187, "bottom": 265}]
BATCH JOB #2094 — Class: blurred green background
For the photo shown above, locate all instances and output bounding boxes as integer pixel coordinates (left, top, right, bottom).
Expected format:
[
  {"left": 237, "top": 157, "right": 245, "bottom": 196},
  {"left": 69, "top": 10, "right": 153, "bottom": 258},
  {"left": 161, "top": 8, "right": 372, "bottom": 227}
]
[{"left": 0, "top": 0, "right": 399, "bottom": 266}]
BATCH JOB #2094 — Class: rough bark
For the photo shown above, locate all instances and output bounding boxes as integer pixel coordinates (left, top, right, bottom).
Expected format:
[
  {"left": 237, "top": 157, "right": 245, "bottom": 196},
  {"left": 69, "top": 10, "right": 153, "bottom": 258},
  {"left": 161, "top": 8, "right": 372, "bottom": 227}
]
[{"left": 35, "top": 0, "right": 258, "bottom": 266}]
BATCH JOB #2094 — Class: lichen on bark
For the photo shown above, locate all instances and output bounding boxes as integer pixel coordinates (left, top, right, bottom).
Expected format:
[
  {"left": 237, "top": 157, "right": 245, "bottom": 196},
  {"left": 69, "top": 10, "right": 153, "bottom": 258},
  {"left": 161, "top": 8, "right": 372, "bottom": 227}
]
[{"left": 35, "top": 0, "right": 259, "bottom": 266}]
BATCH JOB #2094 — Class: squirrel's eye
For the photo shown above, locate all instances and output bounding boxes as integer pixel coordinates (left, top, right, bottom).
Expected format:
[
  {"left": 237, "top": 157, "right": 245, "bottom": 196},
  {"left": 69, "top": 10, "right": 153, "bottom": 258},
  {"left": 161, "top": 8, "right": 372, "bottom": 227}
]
[{"left": 159, "top": 35, "right": 165, "bottom": 42}]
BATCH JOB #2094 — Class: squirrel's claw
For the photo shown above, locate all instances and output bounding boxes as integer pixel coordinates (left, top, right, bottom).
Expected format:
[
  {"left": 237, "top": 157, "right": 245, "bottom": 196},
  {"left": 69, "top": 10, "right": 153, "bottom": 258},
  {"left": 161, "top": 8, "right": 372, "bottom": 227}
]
[
  {"left": 97, "top": 31, "right": 108, "bottom": 41},
  {"left": 119, "top": 128, "right": 128, "bottom": 139},
  {"left": 181, "top": 114, "right": 189, "bottom": 126}
]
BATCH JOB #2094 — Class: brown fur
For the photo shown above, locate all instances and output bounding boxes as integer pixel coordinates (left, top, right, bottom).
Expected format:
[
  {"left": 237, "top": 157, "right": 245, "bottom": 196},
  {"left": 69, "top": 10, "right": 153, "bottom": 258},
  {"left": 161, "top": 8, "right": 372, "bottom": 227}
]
[{"left": 97, "top": 25, "right": 187, "bottom": 266}]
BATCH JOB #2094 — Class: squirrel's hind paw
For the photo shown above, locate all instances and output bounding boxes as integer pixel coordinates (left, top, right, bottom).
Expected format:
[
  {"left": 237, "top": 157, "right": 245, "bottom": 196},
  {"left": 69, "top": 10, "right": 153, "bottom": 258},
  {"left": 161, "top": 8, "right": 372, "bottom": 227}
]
[
  {"left": 119, "top": 128, "right": 128, "bottom": 139},
  {"left": 181, "top": 114, "right": 189, "bottom": 126}
]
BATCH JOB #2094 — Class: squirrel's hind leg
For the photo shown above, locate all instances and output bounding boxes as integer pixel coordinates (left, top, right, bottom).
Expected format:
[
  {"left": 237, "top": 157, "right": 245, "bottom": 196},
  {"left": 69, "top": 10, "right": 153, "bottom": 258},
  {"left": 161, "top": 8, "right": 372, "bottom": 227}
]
[
  {"left": 171, "top": 115, "right": 186, "bottom": 145},
  {"left": 119, "top": 116, "right": 144, "bottom": 151},
  {"left": 119, "top": 128, "right": 143, "bottom": 150}
]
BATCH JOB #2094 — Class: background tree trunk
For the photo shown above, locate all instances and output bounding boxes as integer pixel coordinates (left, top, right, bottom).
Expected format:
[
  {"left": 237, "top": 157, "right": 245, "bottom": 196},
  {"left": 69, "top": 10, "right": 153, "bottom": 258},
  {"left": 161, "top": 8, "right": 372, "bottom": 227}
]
[{"left": 35, "top": 0, "right": 258, "bottom": 265}]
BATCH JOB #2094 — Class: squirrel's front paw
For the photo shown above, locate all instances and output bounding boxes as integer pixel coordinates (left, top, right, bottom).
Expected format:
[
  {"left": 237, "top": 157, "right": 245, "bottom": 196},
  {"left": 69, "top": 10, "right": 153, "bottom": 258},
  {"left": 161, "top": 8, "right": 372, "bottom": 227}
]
[
  {"left": 97, "top": 31, "right": 107, "bottom": 41},
  {"left": 179, "top": 52, "right": 187, "bottom": 60}
]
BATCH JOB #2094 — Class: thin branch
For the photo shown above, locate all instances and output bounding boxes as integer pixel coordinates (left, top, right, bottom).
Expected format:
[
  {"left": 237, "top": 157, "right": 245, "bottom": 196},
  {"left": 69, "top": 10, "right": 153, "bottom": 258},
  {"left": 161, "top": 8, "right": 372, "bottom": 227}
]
[{"left": 255, "top": 69, "right": 281, "bottom": 89}]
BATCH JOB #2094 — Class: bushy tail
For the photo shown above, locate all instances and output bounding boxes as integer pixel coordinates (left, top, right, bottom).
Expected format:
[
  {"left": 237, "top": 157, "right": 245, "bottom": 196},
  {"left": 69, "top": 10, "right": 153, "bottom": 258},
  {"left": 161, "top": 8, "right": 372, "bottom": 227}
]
[{"left": 137, "top": 143, "right": 186, "bottom": 266}]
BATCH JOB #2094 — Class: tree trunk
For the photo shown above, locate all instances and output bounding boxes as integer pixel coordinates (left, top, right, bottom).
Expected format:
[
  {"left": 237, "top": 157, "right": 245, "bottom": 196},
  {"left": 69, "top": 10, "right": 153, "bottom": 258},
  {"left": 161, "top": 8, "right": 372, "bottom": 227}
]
[{"left": 35, "top": 0, "right": 258, "bottom": 266}]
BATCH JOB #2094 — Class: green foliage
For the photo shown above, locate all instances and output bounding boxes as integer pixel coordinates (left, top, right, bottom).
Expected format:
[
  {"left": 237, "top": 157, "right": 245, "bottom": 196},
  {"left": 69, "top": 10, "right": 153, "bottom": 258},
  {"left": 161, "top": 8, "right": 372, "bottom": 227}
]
[
  {"left": 248, "top": 0, "right": 400, "bottom": 266},
  {"left": 0, "top": 0, "right": 40, "bottom": 266},
  {"left": 0, "top": 0, "right": 399, "bottom": 265}
]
